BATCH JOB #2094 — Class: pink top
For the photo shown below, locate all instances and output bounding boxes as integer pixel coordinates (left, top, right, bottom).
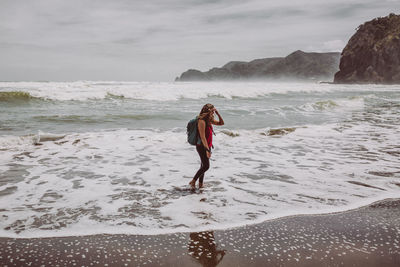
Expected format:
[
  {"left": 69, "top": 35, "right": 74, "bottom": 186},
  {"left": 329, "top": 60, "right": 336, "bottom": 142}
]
[{"left": 205, "top": 124, "right": 213, "bottom": 148}]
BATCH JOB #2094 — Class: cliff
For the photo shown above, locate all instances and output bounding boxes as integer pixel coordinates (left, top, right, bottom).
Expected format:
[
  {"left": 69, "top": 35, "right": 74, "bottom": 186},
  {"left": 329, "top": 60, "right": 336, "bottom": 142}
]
[
  {"left": 176, "top": 50, "right": 340, "bottom": 81},
  {"left": 334, "top": 13, "right": 400, "bottom": 84}
]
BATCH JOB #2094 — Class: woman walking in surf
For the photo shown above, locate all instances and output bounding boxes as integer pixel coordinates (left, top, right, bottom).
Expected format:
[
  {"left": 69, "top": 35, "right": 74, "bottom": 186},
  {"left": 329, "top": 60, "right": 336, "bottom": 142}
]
[{"left": 189, "top": 103, "right": 224, "bottom": 189}]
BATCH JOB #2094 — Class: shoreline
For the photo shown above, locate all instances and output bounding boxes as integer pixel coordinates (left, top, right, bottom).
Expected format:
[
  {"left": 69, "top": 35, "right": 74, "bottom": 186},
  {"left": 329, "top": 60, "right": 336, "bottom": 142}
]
[
  {"left": 1, "top": 198, "right": 399, "bottom": 266},
  {"left": 0, "top": 194, "right": 398, "bottom": 239}
]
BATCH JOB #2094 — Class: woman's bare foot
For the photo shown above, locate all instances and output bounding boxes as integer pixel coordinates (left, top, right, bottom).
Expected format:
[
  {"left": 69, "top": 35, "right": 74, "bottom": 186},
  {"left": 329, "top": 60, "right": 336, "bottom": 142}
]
[{"left": 189, "top": 179, "right": 196, "bottom": 189}]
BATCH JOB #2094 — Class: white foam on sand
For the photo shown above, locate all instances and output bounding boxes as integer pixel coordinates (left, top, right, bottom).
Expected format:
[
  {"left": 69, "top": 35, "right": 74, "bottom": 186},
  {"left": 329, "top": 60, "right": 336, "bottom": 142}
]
[{"left": 0, "top": 118, "right": 399, "bottom": 238}]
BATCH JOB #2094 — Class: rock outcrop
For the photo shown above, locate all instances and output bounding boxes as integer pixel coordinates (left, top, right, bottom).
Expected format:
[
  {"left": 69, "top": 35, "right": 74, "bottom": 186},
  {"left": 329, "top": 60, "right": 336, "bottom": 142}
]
[
  {"left": 176, "top": 69, "right": 208, "bottom": 81},
  {"left": 176, "top": 50, "right": 340, "bottom": 81},
  {"left": 334, "top": 13, "right": 400, "bottom": 84}
]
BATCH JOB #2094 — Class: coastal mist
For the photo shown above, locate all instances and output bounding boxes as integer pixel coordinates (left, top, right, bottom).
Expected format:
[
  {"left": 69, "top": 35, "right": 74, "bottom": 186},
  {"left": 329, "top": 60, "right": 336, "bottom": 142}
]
[{"left": 0, "top": 81, "right": 399, "bottom": 238}]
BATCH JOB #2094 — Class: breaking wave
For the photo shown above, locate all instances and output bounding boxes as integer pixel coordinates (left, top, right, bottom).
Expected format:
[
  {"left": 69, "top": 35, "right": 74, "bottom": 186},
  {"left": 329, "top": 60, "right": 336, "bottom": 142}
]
[
  {"left": 2, "top": 81, "right": 396, "bottom": 102},
  {"left": 0, "top": 91, "right": 39, "bottom": 102}
]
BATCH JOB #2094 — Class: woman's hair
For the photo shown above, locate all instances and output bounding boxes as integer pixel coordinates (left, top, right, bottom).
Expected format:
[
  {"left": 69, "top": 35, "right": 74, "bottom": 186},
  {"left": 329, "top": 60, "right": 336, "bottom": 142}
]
[{"left": 198, "top": 103, "right": 214, "bottom": 123}]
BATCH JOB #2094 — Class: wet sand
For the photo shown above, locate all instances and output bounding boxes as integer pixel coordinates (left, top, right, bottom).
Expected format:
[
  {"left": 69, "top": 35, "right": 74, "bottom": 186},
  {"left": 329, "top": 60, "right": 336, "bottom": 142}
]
[{"left": 1, "top": 198, "right": 399, "bottom": 267}]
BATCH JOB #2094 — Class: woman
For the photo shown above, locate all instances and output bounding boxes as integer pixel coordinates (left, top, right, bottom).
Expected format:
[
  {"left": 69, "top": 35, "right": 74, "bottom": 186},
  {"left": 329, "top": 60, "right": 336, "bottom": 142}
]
[{"left": 189, "top": 103, "right": 224, "bottom": 189}]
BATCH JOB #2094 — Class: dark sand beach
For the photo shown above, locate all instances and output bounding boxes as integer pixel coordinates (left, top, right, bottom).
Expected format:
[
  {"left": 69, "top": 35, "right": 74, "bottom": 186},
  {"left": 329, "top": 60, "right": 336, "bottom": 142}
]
[{"left": 1, "top": 198, "right": 399, "bottom": 267}]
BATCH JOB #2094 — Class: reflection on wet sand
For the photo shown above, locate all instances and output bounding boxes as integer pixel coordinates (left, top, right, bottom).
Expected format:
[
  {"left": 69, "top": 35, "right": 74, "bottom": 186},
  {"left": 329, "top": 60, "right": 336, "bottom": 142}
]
[{"left": 188, "top": 231, "right": 226, "bottom": 267}]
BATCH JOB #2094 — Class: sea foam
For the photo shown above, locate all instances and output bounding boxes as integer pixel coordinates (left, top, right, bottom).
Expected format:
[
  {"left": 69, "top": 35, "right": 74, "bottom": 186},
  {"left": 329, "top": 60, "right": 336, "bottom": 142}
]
[
  {"left": 0, "top": 81, "right": 399, "bottom": 238},
  {"left": 0, "top": 121, "right": 398, "bottom": 238}
]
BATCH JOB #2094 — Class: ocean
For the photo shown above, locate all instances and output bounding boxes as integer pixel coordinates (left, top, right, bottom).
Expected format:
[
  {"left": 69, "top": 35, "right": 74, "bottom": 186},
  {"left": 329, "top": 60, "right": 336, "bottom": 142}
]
[{"left": 0, "top": 81, "right": 399, "bottom": 238}]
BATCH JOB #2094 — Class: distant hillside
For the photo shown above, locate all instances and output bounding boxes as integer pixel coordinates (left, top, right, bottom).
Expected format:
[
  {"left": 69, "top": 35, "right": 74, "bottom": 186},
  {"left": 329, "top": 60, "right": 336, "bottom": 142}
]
[{"left": 176, "top": 50, "right": 341, "bottom": 81}]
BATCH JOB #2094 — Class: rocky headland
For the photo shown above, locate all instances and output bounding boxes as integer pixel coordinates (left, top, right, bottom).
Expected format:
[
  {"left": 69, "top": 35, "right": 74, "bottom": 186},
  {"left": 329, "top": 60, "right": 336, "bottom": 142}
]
[
  {"left": 334, "top": 13, "right": 400, "bottom": 84},
  {"left": 176, "top": 50, "right": 340, "bottom": 81}
]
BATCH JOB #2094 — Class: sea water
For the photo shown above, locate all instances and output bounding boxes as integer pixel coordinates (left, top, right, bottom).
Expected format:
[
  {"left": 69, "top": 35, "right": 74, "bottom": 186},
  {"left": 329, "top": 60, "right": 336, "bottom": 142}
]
[{"left": 0, "top": 81, "right": 399, "bottom": 238}]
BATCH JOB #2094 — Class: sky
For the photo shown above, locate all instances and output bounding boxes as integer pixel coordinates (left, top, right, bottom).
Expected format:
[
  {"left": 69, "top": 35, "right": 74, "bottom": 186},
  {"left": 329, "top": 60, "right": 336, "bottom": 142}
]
[{"left": 0, "top": 0, "right": 399, "bottom": 82}]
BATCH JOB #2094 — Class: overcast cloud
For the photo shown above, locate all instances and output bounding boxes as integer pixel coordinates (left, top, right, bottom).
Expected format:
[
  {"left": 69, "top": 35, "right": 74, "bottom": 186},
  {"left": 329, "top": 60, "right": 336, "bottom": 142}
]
[{"left": 0, "top": 0, "right": 399, "bottom": 81}]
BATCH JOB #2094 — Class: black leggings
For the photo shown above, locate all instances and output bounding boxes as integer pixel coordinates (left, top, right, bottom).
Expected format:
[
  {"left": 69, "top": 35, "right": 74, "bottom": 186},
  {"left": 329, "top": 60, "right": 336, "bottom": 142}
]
[{"left": 193, "top": 145, "right": 210, "bottom": 183}]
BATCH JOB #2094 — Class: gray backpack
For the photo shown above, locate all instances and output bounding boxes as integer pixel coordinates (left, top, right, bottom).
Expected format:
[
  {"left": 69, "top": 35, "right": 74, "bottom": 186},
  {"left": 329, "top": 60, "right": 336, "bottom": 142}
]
[{"left": 187, "top": 117, "right": 200, "bottom": 145}]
